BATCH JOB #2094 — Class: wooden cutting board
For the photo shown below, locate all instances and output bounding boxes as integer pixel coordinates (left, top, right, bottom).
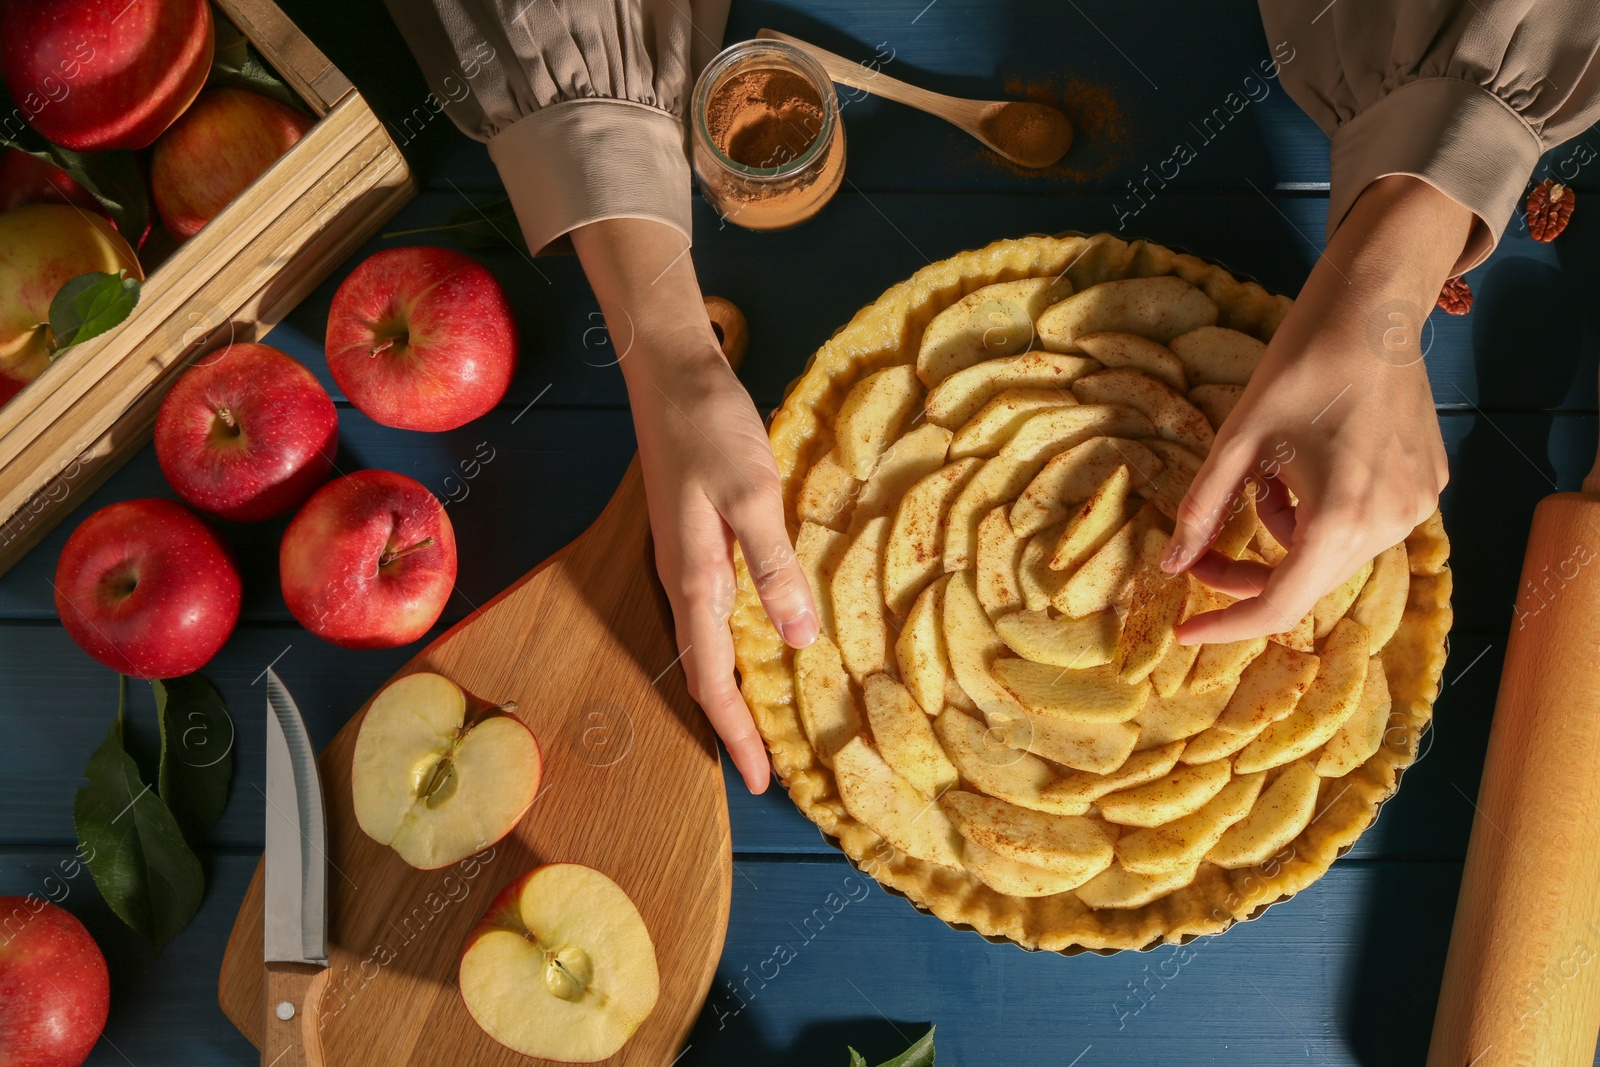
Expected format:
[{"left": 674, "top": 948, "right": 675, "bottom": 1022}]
[{"left": 218, "top": 457, "right": 732, "bottom": 1066}]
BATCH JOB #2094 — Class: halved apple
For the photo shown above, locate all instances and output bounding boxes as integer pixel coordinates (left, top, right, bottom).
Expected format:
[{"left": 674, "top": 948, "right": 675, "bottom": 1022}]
[
  {"left": 459, "top": 863, "right": 658, "bottom": 1063},
  {"left": 352, "top": 672, "right": 541, "bottom": 870}
]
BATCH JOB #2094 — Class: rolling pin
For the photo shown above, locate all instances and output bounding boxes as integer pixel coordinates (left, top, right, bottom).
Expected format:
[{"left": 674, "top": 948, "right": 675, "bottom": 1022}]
[{"left": 1427, "top": 446, "right": 1600, "bottom": 1066}]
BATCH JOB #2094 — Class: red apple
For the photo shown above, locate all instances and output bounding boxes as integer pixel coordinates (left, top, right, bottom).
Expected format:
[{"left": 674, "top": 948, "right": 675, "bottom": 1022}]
[
  {"left": 150, "top": 87, "right": 314, "bottom": 240},
  {"left": 0, "top": 150, "right": 103, "bottom": 217},
  {"left": 0, "top": 0, "right": 214, "bottom": 152},
  {"left": 0, "top": 897, "right": 109, "bottom": 1067},
  {"left": 54, "top": 498, "right": 241, "bottom": 679},
  {"left": 280, "top": 470, "right": 456, "bottom": 649},
  {"left": 325, "top": 247, "right": 516, "bottom": 432},
  {"left": 154, "top": 343, "right": 337, "bottom": 522},
  {"left": 0, "top": 369, "right": 27, "bottom": 409},
  {"left": 0, "top": 204, "right": 143, "bottom": 384}
]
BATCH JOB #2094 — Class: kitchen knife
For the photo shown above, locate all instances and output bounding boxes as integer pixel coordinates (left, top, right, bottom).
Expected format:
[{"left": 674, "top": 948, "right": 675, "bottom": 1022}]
[{"left": 263, "top": 668, "right": 328, "bottom": 1067}]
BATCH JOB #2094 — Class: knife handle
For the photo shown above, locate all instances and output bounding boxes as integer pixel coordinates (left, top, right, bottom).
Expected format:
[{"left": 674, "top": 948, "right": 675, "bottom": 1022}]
[{"left": 262, "top": 961, "right": 327, "bottom": 1067}]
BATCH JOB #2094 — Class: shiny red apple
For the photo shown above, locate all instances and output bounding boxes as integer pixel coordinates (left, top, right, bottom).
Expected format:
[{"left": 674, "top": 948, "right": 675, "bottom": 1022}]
[
  {"left": 0, "top": 0, "right": 214, "bottom": 152},
  {"left": 0, "top": 150, "right": 103, "bottom": 217},
  {"left": 0, "top": 898, "right": 109, "bottom": 1067},
  {"left": 280, "top": 470, "right": 456, "bottom": 649},
  {"left": 325, "top": 247, "right": 516, "bottom": 432},
  {"left": 54, "top": 498, "right": 241, "bottom": 678},
  {"left": 154, "top": 343, "right": 337, "bottom": 522},
  {"left": 150, "top": 87, "right": 314, "bottom": 240}
]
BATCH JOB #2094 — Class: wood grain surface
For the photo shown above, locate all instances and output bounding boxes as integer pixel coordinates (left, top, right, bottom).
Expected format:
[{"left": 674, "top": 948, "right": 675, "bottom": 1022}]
[
  {"left": 216, "top": 459, "right": 732, "bottom": 1066},
  {"left": 1429, "top": 492, "right": 1600, "bottom": 1067},
  {"left": 4, "top": 1, "right": 1600, "bottom": 1063}
]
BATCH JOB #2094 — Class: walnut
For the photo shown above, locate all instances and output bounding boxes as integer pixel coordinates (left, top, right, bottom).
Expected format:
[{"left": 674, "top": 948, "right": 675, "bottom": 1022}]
[
  {"left": 1436, "top": 277, "right": 1473, "bottom": 316},
  {"left": 1527, "top": 179, "right": 1575, "bottom": 243}
]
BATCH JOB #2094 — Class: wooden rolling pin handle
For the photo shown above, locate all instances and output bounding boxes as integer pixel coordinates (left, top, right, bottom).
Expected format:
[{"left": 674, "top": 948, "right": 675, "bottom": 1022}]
[
  {"left": 1428, "top": 492, "right": 1600, "bottom": 1066},
  {"left": 703, "top": 296, "right": 748, "bottom": 370}
]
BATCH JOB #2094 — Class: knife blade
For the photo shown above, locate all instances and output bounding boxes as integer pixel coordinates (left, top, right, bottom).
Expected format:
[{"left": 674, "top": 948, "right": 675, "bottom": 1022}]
[{"left": 262, "top": 668, "right": 328, "bottom": 1067}]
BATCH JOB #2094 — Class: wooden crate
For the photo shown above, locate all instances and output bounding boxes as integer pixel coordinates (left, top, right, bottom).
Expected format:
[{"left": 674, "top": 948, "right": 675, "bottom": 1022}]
[{"left": 0, "top": 0, "right": 415, "bottom": 575}]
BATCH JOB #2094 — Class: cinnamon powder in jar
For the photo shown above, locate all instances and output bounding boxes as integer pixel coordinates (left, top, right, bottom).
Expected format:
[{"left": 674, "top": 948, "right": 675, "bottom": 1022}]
[
  {"left": 706, "top": 69, "right": 824, "bottom": 169},
  {"left": 691, "top": 43, "right": 846, "bottom": 231}
]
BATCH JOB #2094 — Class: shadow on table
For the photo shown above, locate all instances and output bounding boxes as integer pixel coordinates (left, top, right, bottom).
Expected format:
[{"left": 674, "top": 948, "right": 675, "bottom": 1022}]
[{"left": 684, "top": 1010, "right": 930, "bottom": 1067}]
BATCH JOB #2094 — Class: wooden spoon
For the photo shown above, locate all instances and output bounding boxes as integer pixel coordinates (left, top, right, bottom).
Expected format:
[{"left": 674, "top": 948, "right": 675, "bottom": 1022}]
[{"left": 757, "top": 28, "right": 1072, "bottom": 169}]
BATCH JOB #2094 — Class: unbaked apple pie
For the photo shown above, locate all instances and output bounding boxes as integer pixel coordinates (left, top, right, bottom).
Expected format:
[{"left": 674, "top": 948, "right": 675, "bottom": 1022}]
[{"left": 730, "top": 233, "right": 1451, "bottom": 953}]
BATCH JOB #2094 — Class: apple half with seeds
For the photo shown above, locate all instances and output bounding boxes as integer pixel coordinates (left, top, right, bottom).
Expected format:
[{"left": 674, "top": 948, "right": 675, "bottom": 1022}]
[
  {"left": 351, "top": 672, "right": 541, "bottom": 870},
  {"left": 460, "top": 863, "right": 660, "bottom": 1062}
]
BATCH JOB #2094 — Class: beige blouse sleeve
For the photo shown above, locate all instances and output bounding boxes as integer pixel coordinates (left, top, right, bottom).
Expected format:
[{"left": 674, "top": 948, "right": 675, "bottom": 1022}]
[
  {"left": 1259, "top": 0, "right": 1600, "bottom": 274},
  {"left": 382, "top": 0, "right": 731, "bottom": 255}
]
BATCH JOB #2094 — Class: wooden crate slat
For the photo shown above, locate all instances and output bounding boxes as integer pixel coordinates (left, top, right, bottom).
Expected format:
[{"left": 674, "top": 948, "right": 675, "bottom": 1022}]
[
  {"left": 0, "top": 95, "right": 380, "bottom": 462},
  {"left": 0, "top": 107, "right": 410, "bottom": 534},
  {"left": 214, "top": 0, "right": 352, "bottom": 113},
  {"left": 0, "top": 152, "right": 414, "bottom": 574}
]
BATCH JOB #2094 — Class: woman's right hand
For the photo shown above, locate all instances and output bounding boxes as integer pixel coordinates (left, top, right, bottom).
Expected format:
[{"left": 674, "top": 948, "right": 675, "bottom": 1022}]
[{"left": 1162, "top": 175, "right": 1474, "bottom": 642}]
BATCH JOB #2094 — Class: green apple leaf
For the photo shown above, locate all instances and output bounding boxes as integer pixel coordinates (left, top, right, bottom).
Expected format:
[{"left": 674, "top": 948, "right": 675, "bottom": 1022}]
[
  {"left": 49, "top": 271, "right": 141, "bottom": 354},
  {"left": 846, "top": 1029, "right": 935, "bottom": 1067},
  {"left": 155, "top": 676, "right": 235, "bottom": 837},
  {"left": 208, "top": 18, "right": 307, "bottom": 113},
  {"left": 74, "top": 677, "right": 206, "bottom": 952},
  {"left": 0, "top": 84, "right": 151, "bottom": 240}
]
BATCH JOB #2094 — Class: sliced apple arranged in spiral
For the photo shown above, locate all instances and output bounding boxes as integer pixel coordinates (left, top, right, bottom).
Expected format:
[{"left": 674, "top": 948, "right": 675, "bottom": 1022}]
[{"left": 351, "top": 672, "right": 542, "bottom": 870}]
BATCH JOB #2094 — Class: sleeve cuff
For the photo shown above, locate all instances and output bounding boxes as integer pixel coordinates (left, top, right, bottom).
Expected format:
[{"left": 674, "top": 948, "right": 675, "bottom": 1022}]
[
  {"left": 1327, "top": 77, "right": 1544, "bottom": 275},
  {"left": 486, "top": 99, "right": 693, "bottom": 256}
]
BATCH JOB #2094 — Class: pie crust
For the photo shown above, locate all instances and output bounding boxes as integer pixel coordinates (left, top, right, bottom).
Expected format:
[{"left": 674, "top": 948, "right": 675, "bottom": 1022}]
[{"left": 729, "top": 232, "right": 1451, "bottom": 953}]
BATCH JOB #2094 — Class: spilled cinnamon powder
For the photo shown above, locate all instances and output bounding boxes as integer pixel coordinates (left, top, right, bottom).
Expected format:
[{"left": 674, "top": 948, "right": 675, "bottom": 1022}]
[
  {"left": 971, "top": 76, "right": 1130, "bottom": 182},
  {"left": 706, "top": 69, "right": 824, "bottom": 168}
]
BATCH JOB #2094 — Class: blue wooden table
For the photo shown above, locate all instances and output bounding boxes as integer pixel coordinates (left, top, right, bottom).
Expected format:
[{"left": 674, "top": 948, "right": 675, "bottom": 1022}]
[{"left": 4, "top": 1, "right": 1598, "bottom": 1063}]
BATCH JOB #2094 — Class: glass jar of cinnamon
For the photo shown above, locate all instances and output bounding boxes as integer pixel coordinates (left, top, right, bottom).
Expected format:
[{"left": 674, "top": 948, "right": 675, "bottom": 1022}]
[{"left": 691, "top": 40, "right": 845, "bottom": 231}]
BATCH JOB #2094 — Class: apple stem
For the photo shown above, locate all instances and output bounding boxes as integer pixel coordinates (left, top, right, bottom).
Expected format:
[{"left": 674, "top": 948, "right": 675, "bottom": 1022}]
[
  {"left": 378, "top": 536, "right": 434, "bottom": 567},
  {"left": 215, "top": 406, "right": 238, "bottom": 433},
  {"left": 369, "top": 337, "right": 396, "bottom": 357}
]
